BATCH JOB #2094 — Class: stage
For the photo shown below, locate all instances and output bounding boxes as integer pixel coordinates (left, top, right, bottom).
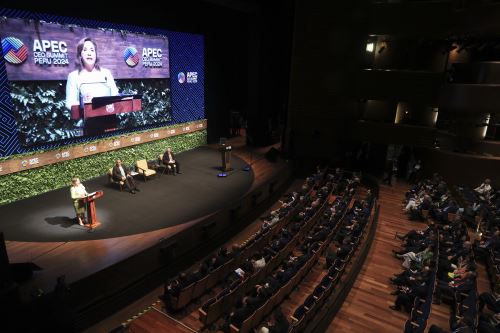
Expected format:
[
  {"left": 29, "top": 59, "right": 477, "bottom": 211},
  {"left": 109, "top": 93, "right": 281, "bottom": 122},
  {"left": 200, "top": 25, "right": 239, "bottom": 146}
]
[
  {"left": 3, "top": 141, "right": 293, "bottom": 331},
  {"left": 1, "top": 146, "right": 253, "bottom": 242}
]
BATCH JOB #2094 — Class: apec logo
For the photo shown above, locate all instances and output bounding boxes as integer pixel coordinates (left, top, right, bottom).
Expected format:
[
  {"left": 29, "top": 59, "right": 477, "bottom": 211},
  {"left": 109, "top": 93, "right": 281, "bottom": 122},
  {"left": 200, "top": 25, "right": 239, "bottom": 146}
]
[
  {"left": 178, "top": 71, "right": 198, "bottom": 84},
  {"left": 178, "top": 72, "right": 186, "bottom": 83},
  {"left": 2, "top": 37, "right": 28, "bottom": 64},
  {"left": 123, "top": 47, "right": 139, "bottom": 67},
  {"left": 186, "top": 71, "right": 198, "bottom": 83}
]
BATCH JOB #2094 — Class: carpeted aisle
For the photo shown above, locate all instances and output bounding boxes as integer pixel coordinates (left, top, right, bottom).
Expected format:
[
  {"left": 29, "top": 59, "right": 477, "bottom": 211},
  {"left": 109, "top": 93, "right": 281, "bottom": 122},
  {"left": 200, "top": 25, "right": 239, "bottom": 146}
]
[{"left": 0, "top": 146, "right": 253, "bottom": 242}]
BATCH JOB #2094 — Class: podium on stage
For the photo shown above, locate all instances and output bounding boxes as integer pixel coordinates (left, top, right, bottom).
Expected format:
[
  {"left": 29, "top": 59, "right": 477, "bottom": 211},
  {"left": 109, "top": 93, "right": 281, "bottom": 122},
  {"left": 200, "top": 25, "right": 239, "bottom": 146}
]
[
  {"left": 70, "top": 94, "right": 142, "bottom": 135},
  {"left": 80, "top": 190, "right": 104, "bottom": 229},
  {"left": 71, "top": 94, "right": 142, "bottom": 120},
  {"left": 219, "top": 144, "right": 232, "bottom": 172}
]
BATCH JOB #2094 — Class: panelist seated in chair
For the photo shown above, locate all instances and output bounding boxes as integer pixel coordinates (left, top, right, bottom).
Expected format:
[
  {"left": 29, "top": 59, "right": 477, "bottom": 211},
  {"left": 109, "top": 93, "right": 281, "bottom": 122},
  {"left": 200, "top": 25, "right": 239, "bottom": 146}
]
[
  {"left": 112, "top": 159, "right": 140, "bottom": 194},
  {"left": 162, "top": 148, "right": 181, "bottom": 175}
]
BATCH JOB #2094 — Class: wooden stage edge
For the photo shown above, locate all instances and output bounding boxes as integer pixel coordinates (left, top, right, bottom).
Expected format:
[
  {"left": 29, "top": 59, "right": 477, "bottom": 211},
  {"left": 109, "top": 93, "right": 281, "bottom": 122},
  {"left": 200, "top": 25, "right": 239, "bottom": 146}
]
[{"left": 5, "top": 139, "right": 292, "bottom": 332}]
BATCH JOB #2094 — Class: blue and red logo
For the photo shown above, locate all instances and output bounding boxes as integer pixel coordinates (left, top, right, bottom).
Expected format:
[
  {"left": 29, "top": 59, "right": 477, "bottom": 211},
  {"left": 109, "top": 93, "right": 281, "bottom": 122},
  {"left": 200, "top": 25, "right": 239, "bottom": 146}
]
[
  {"left": 123, "top": 47, "right": 139, "bottom": 67},
  {"left": 2, "top": 37, "right": 28, "bottom": 64},
  {"left": 178, "top": 72, "right": 186, "bottom": 83}
]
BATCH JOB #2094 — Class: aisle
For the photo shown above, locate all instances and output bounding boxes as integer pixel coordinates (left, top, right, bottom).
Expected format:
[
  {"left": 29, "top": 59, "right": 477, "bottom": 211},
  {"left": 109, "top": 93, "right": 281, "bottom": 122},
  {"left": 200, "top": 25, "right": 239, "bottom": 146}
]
[{"left": 327, "top": 182, "right": 449, "bottom": 333}]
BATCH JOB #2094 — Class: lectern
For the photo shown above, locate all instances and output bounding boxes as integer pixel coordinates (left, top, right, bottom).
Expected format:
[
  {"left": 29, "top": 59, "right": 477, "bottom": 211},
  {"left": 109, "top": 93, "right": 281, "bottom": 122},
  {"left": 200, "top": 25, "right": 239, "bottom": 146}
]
[
  {"left": 81, "top": 190, "right": 104, "bottom": 229},
  {"left": 219, "top": 144, "right": 232, "bottom": 172},
  {"left": 70, "top": 94, "right": 142, "bottom": 135}
]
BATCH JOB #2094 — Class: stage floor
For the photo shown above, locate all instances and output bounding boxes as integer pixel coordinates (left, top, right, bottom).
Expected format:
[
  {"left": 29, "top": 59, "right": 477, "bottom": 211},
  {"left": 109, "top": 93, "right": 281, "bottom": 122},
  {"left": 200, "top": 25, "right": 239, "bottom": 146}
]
[
  {"left": 3, "top": 139, "right": 289, "bottom": 307},
  {"left": 0, "top": 147, "right": 254, "bottom": 242}
]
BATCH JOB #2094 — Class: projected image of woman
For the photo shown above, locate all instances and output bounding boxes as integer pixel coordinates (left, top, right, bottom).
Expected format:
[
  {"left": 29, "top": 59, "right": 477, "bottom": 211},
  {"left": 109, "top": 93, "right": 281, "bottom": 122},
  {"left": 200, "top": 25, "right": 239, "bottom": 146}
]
[{"left": 65, "top": 37, "right": 119, "bottom": 135}]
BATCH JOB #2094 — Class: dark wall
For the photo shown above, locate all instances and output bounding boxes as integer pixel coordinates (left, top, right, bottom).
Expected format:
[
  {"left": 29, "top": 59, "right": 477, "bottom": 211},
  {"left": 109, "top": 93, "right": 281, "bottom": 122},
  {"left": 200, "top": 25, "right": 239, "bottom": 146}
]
[
  {"left": 285, "top": 1, "right": 369, "bottom": 158},
  {"left": 246, "top": 1, "right": 295, "bottom": 146},
  {"left": 416, "top": 147, "right": 500, "bottom": 188},
  {"left": 5, "top": 1, "right": 294, "bottom": 145}
]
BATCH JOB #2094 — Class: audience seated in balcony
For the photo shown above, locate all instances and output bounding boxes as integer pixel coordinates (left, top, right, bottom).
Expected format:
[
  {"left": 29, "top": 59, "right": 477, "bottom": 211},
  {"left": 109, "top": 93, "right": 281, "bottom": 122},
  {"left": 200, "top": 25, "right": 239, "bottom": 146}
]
[
  {"left": 428, "top": 316, "right": 474, "bottom": 333},
  {"left": 259, "top": 308, "right": 289, "bottom": 333},
  {"left": 475, "top": 178, "right": 493, "bottom": 198}
]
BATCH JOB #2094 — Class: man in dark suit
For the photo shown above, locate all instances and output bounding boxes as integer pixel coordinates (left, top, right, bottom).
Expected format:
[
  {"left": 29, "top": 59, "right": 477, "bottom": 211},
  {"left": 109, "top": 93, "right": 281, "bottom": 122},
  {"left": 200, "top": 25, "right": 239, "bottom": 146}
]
[
  {"left": 162, "top": 147, "right": 181, "bottom": 175},
  {"left": 112, "top": 159, "right": 140, "bottom": 194},
  {"left": 429, "top": 316, "right": 474, "bottom": 333}
]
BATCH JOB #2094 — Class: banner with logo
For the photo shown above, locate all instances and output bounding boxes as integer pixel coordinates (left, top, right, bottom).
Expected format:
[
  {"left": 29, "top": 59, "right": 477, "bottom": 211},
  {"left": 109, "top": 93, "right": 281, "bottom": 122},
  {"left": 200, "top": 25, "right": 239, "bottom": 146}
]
[
  {"left": 0, "top": 18, "right": 169, "bottom": 80},
  {"left": 0, "top": 9, "right": 204, "bottom": 158}
]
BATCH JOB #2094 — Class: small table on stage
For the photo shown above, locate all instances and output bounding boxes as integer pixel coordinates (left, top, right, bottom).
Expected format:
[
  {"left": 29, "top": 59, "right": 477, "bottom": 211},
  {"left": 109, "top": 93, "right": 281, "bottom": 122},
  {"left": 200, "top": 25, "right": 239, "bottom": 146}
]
[{"left": 81, "top": 190, "right": 104, "bottom": 229}]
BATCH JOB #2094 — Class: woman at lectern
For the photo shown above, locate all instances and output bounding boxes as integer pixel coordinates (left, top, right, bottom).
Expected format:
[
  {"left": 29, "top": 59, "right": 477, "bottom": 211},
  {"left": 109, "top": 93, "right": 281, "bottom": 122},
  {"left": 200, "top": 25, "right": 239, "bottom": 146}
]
[
  {"left": 70, "top": 177, "right": 88, "bottom": 226},
  {"left": 65, "top": 37, "right": 119, "bottom": 136}
]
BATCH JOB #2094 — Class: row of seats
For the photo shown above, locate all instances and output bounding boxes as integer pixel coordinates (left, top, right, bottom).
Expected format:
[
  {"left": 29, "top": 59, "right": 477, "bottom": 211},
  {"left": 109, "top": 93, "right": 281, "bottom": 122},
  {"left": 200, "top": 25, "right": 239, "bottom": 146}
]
[
  {"left": 398, "top": 176, "right": 448, "bottom": 332},
  {"left": 166, "top": 170, "right": 328, "bottom": 311},
  {"left": 402, "top": 237, "right": 439, "bottom": 333},
  {"left": 288, "top": 198, "right": 375, "bottom": 333},
  {"left": 455, "top": 185, "right": 500, "bottom": 295},
  {"left": 440, "top": 220, "right": 479, "bottom": 333},
  {"left": 228, "top": 194, "right": 356, "bottom": 333},
  {"left": 412, "top": 180, "right": 479, "bottom": 333},
  {"left": 200, "top": 181, "right": 339, "bottom": 327},
  {"left": 487, "top": 249, "right": 500, "bottom": 294}
]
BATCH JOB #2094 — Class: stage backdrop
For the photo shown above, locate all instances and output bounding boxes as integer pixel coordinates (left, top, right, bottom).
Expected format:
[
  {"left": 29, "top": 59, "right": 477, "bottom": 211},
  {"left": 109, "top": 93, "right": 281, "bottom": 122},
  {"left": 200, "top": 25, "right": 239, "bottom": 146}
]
[
  {"left": 1, "top": 18, "right": 169, "bottom": 81},
  {"left": 0, "top": 8, "right": 205, "bottom": 204},
  {"left": 0, "top": 8, "right": 204, "bottom": 157}
]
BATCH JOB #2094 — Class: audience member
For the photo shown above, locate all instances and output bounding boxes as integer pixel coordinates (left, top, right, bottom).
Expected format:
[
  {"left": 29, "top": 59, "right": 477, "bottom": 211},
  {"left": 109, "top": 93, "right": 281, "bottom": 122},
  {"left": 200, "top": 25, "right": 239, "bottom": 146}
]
[
  {"left": 260, "top": 308, "right": 289, "bottom": 333},
  {"left": 475, "top": 178, "right": 493, "bottom": 198}
]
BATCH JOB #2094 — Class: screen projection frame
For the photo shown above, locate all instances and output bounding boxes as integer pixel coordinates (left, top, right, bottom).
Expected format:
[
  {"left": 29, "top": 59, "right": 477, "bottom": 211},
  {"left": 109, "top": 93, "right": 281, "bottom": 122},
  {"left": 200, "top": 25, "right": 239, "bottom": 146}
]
[{"left": 0, "top": 8, "right": 205, "bottom": 159}]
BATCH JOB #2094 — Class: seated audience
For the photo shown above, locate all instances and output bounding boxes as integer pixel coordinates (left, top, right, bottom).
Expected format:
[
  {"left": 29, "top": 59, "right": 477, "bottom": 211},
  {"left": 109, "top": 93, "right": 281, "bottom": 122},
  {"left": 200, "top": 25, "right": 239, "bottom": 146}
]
[
  {"left": 428, "top": 317, "right": 474, "bottom": 333},
  {"left": 260, "top": 308, "right": 289, "bottom": 333},
  {"left": 475, "top": 178, "right": 493, "bottom": 198}
]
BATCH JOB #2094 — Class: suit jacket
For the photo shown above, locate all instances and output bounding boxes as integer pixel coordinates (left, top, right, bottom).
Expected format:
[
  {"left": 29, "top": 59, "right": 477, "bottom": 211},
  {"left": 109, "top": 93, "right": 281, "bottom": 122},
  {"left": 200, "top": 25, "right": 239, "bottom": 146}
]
[
  {"left": 162, "top": 151, "right": 176, "bottom": 164},
  {"left": 112, "top": 165, "right": 130, "bottom": 181}
]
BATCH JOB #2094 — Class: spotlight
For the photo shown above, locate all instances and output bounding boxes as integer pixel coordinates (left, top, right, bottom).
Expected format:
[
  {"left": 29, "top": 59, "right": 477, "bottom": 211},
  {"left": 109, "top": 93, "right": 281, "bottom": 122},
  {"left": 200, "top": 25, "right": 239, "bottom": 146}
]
[
  {"left": 218, "top": 173, "right": 227, "bottom": 177},
  {"left": 366, "top": 42, "right": 374, "bottom": 52}
]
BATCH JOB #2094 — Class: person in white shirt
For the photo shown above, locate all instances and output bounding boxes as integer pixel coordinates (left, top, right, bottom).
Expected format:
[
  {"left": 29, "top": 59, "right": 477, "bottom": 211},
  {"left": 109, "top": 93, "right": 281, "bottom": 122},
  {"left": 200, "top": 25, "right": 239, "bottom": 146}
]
[
  {"left": 65, "top": 37, "right": 119, "bottom": 135},
  {"left": 70, "top": 177, "right": 88, "bottom": 226},
  {"left": 251, "top": 253, "right": 266, "bottom": 270},
  {"left": 475, "top": 178, "right": 492, "bottom": 198}
]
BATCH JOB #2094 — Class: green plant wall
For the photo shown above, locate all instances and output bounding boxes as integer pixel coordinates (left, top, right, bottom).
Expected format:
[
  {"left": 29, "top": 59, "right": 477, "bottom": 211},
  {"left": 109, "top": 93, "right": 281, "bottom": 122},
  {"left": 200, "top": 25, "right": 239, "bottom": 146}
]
[
  {"left": 0, "top": 129, "right": 207, "bottom": 206},
  {"left": 10, "top": 79, "right": 172, "bottom": 146}
]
